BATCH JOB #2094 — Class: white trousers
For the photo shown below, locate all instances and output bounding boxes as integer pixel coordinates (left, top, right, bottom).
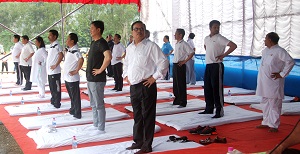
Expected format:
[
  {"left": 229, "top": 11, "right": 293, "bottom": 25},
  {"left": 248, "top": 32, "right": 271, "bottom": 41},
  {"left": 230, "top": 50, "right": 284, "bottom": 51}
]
[
  {"left": 37, "top": 82, "right": 45, "bottom": 97},
  {"left": 261, "top": 97, "right": 282, "bottom": 128}
]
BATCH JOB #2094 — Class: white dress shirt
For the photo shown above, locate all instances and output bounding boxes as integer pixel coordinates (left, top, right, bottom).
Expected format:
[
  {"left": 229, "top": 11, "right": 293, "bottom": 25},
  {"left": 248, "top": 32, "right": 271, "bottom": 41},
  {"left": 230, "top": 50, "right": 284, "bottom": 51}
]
[
  {"left": 173, "top": 39, "right": 194, "bottom": 63},
  {"left": 64, "top": 45, "right": 83, "bottom": 82},
  {"left": 111, "top": 42, "right": 125, "bottom": 65},
  {"left": 123, "top": 39, "right": 168, "bottom": 85},
  {"left": 19, "top": 43, "right": 35, "bottom": 66},
  {"left": 11, "top": 42, "right": 23, "bottom": 62}
]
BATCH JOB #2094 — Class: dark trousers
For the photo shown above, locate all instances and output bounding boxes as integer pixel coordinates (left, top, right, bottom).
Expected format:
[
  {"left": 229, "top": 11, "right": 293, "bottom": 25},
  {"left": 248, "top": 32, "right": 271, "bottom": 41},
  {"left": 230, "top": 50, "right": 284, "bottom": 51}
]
[
  {"left": 14, "top": 62, "right": 22, "bottom": 85},
  {"left": 48, "top": 73, "right": 61, "bottom": 107},
  {"left": 66, "top": 81, "right": 81, "bottom": 118},
  {"left": 172, "top": 63, "right": 187, "bottom": 107},
  {"left": 204, "top": 63, "right": 224, "bottom": 115},
  {"left": 106, "top": 62, "right": 113, "bottom": 77},
  {"left": 130, "top": 81, "right": 157, "bottom": 151},
  {"left": 20, "top": 65, "right": 32, "bottom": 89},
  {"left": 164, "top": 64, "right": 170, "bottom": 80},
  {"left": 112, "top": 62, "right": 123, "bottom": 90},
  {"left": 1, "top": 62, "right": 8, "bottom": 73}
]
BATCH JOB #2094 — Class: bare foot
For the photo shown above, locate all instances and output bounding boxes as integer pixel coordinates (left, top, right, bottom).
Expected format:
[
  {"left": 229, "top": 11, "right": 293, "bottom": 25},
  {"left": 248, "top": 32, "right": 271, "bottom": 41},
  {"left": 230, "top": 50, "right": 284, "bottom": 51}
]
[
  {"left": 269, "top": 128, "right": 278, "bottom": 133},
  {"left": 256, "top": 125, "right": 269, "bottom": 128}
]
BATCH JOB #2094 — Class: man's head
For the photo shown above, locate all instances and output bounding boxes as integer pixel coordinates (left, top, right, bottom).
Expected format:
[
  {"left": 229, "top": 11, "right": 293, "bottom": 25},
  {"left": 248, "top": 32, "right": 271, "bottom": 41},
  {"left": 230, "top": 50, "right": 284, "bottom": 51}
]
[
  {"left": 90, "top": 20, "right": 104, "bottom": 38},
  {"left": 175, "top": 28, "right": 185, "bottom": 41},
  {"left": 113, "top": 34, "right": 121, "bottom": 44},
  {"left": 66, "top": 33, "right": 78, "bottom": 47},
  {"left": 13, "top": 35, "right": 20, "bottom": 43},
  {"left": 129, "top": 35, "right": 133, "bottom": 42},
  {"left": 189, "top": 33, "right": 195, "bottom": 39},
  {"left": 48, "top": 30, "right": 59, "bottom": 43},
  {"left": 265, "top": 32, "right": 279, "bottom": 48},
  {"left": 163, "top": 35, "right": 169, "bottom": 43},
  {"left": 145, "top": 30, "right": 150, "bottom": 39},
  {"left": 209, "top": 20, "right": 221, "bottom": 36},
  {"left": 131, "top": 21, "right": 146, "bottom": 43},
  {"left": 21, "top": 35, "right": 29, "bottom": 44}
]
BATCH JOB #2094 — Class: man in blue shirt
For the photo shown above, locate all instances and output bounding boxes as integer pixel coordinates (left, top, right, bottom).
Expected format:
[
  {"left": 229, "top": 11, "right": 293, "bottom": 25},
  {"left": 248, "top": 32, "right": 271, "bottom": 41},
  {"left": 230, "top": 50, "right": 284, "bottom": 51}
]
[{"left": 161, "top": 35, "right": 173, "bottom": 80}]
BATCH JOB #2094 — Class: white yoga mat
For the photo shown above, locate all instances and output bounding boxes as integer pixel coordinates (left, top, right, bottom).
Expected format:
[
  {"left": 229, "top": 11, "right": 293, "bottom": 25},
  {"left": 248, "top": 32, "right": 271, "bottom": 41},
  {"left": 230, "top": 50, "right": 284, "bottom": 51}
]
[
  {"left": 0, "top": 92, "right": 70, "bottom": 105},
  {"left": 250, "top": 102, "right": 300, "bottom": 115},
  {"left": 0, "top": 86, "right": 50, "bottom": 96},
  {"left": 4, "top": 99, "right": 91, "bottom": 116},
  {"left": 104, "top": 91, "right": 173, "bottom": 105},
  {"left": 225, "top": 95, "right": 294, "bottom": 105},
  {"left": 49, "top": 134, "right": 202, "bottom": 154},
  {"left": 156, "top": 81, "right": 204, "bottom": 89},
  {"left": 156, "top": 79, "right": 173, "bottom": 83},
  {"left": 156, "top": 105, "right": 262, "bottom": 131},
  {"left": 27, "top": 119, "right": 161, "bottom": 149},
  {"left": 125, "top": 99, "right": 206, "bottom": 116},
  {"left": 83, "top": 86, "right": 130, "bottom": 96},
  {"left": 19, "top": 108, "right": 129, "bottom": 130},
  {"left": 0, "top": 82, "right": 22, "bottom": 89},
  {"left": 187, "top": 87, "right": 255, "bottom": 97}
]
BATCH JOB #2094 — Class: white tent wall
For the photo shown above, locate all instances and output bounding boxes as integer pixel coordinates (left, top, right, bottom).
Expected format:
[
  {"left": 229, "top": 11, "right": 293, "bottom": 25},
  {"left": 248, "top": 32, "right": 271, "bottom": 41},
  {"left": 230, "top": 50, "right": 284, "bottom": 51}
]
[{"left": 140, "top": 0, "right": 300, "bottom": 59}]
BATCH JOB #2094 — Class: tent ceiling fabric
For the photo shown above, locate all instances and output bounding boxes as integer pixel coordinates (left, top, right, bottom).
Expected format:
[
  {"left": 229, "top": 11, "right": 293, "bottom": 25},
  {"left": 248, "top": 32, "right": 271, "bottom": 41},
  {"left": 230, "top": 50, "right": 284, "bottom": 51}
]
[
  {"left": 141, "top": 0, "right": 300, "bottom": 58},
  {"left": 0, "top": 0, "right": 141, "bottom": 9}
]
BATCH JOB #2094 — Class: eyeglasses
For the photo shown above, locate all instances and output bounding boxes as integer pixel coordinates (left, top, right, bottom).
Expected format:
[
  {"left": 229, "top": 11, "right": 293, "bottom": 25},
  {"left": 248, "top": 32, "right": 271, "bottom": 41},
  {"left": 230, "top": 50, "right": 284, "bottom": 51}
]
[{"left": 133, "top": 27, "right": 144, "bottom": 32}]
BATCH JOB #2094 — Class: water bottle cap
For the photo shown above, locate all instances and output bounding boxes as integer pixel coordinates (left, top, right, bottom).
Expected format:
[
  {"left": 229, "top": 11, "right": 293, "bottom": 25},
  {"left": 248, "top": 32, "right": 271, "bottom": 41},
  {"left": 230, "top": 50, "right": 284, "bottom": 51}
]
[{"left": 228, "top": 147, "right": 234, "bottom": 152}]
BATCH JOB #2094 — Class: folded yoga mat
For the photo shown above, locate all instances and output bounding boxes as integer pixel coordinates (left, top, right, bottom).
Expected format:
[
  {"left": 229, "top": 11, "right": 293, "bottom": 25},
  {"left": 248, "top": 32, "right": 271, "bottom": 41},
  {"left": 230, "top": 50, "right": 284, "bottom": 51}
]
[
  {"left": 0, "top": 86, "right": 50, "bottom": 96},
  {"left": 187, "top": 87, "right": 255, "bottom": 97},
  {"left": 0, "top": 92, "right": 69, "bottom": 105},
  {"left": 19, "top": 108, "right": 129, "bottom": 130},
  {"left": 4, "top": 99, "right": 91, "bottom": 116},
  {"left": 125, "top": 99, "right": 206, "bottom": 116},
  {"left": 104, "top": 91, "right": 173, "bottom": 105},
  {"left": 225, "top": 95, "right": 294, "bottom": 105},
  {"left": 156, "top": 105, "right": 262, "bottom": 131},
  {"left": 250, "top": 102, "right": 300, "bottom": 115},
  {"left": 27, "top": 119, "right": 161, "bottom": 149},
  {"left": 49, "top": 134, "right": 202, "bottom": 154}
]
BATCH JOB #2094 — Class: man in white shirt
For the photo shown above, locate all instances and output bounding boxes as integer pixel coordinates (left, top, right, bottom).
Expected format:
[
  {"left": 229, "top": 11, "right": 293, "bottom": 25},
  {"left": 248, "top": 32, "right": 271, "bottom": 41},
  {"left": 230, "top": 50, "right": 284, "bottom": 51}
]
[
  {"left": 256, "top": 32, "right": 295, "bottom": 132},
  {"left": 111, "top": 34, "right": 125, "bottom": 91},
  {"left": 123, "top": 21, "right": 168, "bottom": 154},
  {"left": 173, "top": 29, "right": 195, "bottom": 108},
  {"left": 19, "top": 35, "right": 35, "bottom": 90},
  {"left": 47, "top": 30, "right": 63, "bottom": 108},
  {"left": 186, "top": 33, "right": 196, "bottom": 85},
  {"left": 11, "top": 35, "right": 23, "bottom": 85},
  {"left": 200, "top": 20, "right": 237, "bottom": 118},
  {"left": 64, "top": 33, "right": 84, "bottom": 119}
]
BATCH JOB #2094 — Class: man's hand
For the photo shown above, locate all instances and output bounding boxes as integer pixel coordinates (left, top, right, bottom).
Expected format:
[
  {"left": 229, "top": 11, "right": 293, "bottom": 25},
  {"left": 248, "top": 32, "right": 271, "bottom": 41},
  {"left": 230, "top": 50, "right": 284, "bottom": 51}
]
[
  {"left": 271, "top": 73, "right": 282, "bottom": 80},
  {"left": 178, "top": 60, "right": 186, "bottom": 67},
  {"left": 124, "top": 76, "right": 131, "bottom": 85},
  {"left": 50, "top": 65, "right": 57, "bottom": 70},
  {"left": 92, "top": 68, "right": 101, "bottom": 76},
  {"left": 216, "top": 54, "right": 225, "bottom": 61},
  {"left": 69, "top": 70, "right": 78, "bottom": 76},
  {"left": 143, "top": 76, "right": 156, "bottom": 88}
]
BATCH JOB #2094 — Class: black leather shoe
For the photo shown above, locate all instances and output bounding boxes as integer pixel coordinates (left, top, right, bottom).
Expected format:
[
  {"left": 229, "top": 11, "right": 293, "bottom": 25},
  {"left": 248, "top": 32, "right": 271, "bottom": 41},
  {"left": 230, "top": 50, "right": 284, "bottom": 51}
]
[
  {"left": 126, "top": 143, "right": 142, "bottom": 150},
  {"left": 212, "top": 114, "right": 222, "bottom": 118},
  {"left": 21, "top": 88, "right": 31, "bottom": 91},
  {"left": 112, "top": 88, "right": 117, "bottom": 90},
  {"left": 198, "top": 111, "right": 213, "bottom": 114}
]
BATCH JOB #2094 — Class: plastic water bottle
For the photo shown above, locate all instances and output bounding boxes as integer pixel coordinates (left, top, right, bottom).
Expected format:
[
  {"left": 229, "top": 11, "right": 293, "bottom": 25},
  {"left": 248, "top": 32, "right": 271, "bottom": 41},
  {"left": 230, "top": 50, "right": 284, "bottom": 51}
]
[
  {"left": 227, "top": 90, "right": 231, "bottom": 97},
  {"left": 227, "top": 147, "right": 234, "bottom": 154},
  {"left": 52, "top": 118, "right": 57, "bottom": 132},
  {"left": 10, "top": 90, "right": 12, "bottom": 96},
  {"left": 169, "top": 92, "right": 173, "bottom": 100},
  {"left": 72, "top": 136, "right": 78, "bottom": 149},
  {"left": 21, "top": 97, "right": 24, "bottom": 105},
  {"left": 37, "top": 107, "right": 41, "bottom": 116}
]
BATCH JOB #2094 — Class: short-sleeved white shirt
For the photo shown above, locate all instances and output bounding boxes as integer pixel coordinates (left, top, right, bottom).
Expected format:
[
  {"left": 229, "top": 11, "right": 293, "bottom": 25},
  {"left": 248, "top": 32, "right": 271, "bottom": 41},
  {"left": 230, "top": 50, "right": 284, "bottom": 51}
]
[
  {"left": 111, "top": 43, "right": 125, "bottom": 65},
  {"left": 46, "top": 40, "right": 62, "bottom": 75},
  {"left": 19, "top": 43, "right": 35, "bottom": 66},
  {"left": 204, "top": 34, "right": 230, "bottom": 64},
  {"left": 11, "top": 42, "right": 23, "bottom": 62},
  {"left": 64, "top": 45, "right": 83, "bottom": 82},
  {"left": 173, "top": 39, "right": 194, "bottom": 63},
  {"left": 187, "top": 38, "right": 195, "bottom": 60}
]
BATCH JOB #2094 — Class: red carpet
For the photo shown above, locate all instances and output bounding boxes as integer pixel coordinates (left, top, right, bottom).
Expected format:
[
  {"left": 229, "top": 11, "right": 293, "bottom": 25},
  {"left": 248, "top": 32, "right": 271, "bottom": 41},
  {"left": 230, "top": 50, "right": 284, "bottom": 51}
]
[{"left": 0, "top": 84, "right": 299, "bottom": 154}]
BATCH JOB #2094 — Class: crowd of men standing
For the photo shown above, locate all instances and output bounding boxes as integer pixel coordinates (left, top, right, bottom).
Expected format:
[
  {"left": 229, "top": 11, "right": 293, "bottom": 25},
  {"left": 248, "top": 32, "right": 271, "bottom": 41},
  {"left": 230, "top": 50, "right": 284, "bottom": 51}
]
[{"left": 5, "top": 19, "right": 295, "bottom": 154}]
